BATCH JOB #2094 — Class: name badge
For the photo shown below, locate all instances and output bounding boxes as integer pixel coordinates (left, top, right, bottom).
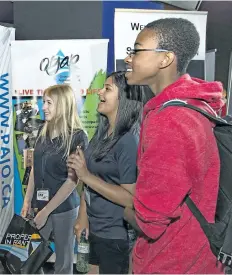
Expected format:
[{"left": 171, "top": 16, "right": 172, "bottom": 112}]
[
  {"left": 84, "top": 187, "right": 90, "bottom": 206},
  {"left": 37, "top": 189, "right": 50, "bottom": 201}
]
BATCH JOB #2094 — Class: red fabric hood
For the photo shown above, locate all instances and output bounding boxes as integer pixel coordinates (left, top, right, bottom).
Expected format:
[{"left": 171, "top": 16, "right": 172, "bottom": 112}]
[{"left": 144, "top": 74, "right": 224, "bottom": 115}]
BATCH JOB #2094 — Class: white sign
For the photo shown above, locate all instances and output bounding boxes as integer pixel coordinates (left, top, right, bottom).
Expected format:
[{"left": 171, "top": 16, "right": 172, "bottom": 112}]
[
  {"left": 0, "top": 25, "right": 15, "bottom": 242},
  {"left": 11, "top": 39, "right": 109, "bottom": 97},
  {"left": 114, "top": 9, "right": 207, "bottom": 66}
]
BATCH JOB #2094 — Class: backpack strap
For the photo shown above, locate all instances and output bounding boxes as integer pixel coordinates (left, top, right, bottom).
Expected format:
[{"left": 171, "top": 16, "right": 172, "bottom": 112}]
[
  {"left": 160, "top": 99, "right": 228, "bottom": 126},
  {"left": 185, "top": 196, "right": 213, "bottom": 240},
  {"left": 160, "top": 99, "right": 227, "bottom": 240}
]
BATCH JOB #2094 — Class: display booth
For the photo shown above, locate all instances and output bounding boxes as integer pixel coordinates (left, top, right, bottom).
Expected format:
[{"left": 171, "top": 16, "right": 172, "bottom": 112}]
[{"left": 0, "top": 7, "right": 210, "bottom": 266}]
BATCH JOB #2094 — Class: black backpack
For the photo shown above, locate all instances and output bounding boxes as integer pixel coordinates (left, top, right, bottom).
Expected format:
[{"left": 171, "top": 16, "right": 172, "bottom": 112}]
[{"left": 161, "top": 99, "right": 232, "bottom": 268}]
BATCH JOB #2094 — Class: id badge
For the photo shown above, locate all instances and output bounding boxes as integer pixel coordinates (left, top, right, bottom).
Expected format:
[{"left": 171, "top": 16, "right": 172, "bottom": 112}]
[
  {"left": 36, "top": 189, "right": 50, "bottom": 201},
  {"left": 84, "top": 186, "right": 90, "bottom": 206}
]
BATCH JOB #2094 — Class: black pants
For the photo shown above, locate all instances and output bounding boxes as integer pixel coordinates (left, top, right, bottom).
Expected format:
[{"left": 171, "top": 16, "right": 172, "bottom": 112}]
[{"left": 89, "top": 233, "right": 129, "bottom": 274}]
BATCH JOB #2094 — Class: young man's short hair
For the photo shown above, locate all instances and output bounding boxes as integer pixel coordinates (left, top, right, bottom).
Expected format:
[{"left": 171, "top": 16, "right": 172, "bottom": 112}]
[{"left": 146, "top": 18, "right": 200, "bottom": 73}]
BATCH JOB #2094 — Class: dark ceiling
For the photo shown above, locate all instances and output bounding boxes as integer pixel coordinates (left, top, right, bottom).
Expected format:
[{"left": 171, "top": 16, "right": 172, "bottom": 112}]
[{"left": 0, "top": 1, "right": 232, "bottom": 90}]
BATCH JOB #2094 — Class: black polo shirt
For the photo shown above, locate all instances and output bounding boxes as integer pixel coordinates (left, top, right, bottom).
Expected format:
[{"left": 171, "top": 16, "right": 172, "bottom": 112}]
[
  {"left": 33, "top": 129, "right": 88, "bottom": 213},
  {"left": 85, "top": 132, "right": 138, "bottom": 240}
]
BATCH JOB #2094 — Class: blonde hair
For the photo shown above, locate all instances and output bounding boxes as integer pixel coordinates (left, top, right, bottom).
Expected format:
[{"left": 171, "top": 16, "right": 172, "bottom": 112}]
[{"left": 39, "top": 84, "right": 82, "bottom": 158}]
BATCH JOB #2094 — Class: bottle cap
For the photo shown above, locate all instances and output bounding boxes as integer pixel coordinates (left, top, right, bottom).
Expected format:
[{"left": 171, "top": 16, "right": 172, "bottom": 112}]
[{"left": 81, "top": 229, "right": 86, "bottom": 237}]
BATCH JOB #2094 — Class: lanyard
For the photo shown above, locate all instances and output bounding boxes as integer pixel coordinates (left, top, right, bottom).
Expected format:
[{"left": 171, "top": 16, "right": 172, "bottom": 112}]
[
  {"left": 41, "top": 151, "right": 47, "bottom": 189},
  {"left": 39, "top": 137, "right": 56, "bottom": 188}
]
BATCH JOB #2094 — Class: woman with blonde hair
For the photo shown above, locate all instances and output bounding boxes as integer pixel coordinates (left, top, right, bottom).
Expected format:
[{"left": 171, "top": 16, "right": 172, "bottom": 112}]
[{"left": 21, "top": 84, "right": 88, "bottom": 274}]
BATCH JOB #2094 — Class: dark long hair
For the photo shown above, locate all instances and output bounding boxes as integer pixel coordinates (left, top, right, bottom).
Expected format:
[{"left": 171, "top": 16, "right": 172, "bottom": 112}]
[{"left": 89, "top": 71, "right": 144, "bottom": 161}]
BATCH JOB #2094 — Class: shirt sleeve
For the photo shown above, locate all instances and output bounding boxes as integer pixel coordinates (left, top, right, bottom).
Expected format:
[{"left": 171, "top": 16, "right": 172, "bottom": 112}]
[
  {"left": 70, "top": 130, "right": 89, "bottom": 154},
  {"left": 134, "top": 107, "right": 212, "bottom": 239},
  {"left": 117, "top": 134, "right": 138, "bottom": 184},
  {"left": 33, "top": 124, "right": 44, "bottom": 145}
]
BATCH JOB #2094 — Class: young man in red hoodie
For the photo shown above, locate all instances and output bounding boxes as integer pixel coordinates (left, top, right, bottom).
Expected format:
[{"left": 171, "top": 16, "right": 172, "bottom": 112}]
[{"left": 124, "top": 18, "right": 225, "bottom": 274}]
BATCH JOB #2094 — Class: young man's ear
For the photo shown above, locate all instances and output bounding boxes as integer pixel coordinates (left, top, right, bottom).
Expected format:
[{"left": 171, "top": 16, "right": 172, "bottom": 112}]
[{"left": 160, "top": 52, "right": 175, "bottom": 69}]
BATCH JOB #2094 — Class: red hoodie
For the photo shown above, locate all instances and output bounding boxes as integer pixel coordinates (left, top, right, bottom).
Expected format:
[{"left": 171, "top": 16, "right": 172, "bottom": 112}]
[{"left": 133, "top": 74, "right": 225, "bottom": 274}]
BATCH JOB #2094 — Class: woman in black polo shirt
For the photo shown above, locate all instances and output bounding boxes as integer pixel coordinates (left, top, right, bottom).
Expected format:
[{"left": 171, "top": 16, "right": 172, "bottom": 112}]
[
  {"left": 21, "top": 84, "right": 88, "bottom": 274},
  {"left": 67, "top": 72, "right": 142, "bottom": 274}
]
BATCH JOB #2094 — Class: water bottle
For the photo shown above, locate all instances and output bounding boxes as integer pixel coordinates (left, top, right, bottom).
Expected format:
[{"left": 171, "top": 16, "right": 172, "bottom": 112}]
[
  {"left": 127, "top": 223, "right": 137, "bottom": 251},
  {"left": 76, "top": 229, "right": 90, "bottom": 273}
]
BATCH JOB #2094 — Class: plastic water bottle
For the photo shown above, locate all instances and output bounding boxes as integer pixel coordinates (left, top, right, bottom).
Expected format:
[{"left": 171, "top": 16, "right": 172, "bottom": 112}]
[
  {"left": 127, "top": 223, "right": 137, "bottom": 251},
  {"left": 76, "top": 229, "right": 90, "bottom": 273}
]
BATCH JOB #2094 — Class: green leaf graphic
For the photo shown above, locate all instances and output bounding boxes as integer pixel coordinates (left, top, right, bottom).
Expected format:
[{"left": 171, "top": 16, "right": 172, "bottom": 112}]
[{"left": 80, "top": 70, "right": 106, "bottom": 140}]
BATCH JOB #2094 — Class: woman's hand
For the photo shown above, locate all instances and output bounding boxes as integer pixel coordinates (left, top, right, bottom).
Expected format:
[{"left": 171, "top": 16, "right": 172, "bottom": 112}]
[
  {"left": 74, "top": 213, "right": 89, "bottom": 243},
  {"left": 67, "top": 147, "right": 90, "bottom": 181},
  {"left": 34, "top": 208, "right": 49, "bottom": 230},
  {"left": 21, "top": 201, "right": 31, "bottom": 218}
]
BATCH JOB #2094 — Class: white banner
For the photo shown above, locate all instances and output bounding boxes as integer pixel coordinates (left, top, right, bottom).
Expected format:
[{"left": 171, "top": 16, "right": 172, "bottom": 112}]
[
  {"left": 11, "top": 39, "right": 108, "bottom": 97},
  {"left": 114, "top": 9, "right": 207, "bottom": 70},
  {"left": 0, "top": 25, "right": 15, "bottom": 242}
]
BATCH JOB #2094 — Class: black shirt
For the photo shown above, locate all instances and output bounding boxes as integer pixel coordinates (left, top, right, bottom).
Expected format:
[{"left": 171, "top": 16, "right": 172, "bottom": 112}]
[
  {"left": 85, "top": 132, "right": 138, "bottom": 240},
  {"left": 33, "top": 129, "right": 88, "bottom": 214}
]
